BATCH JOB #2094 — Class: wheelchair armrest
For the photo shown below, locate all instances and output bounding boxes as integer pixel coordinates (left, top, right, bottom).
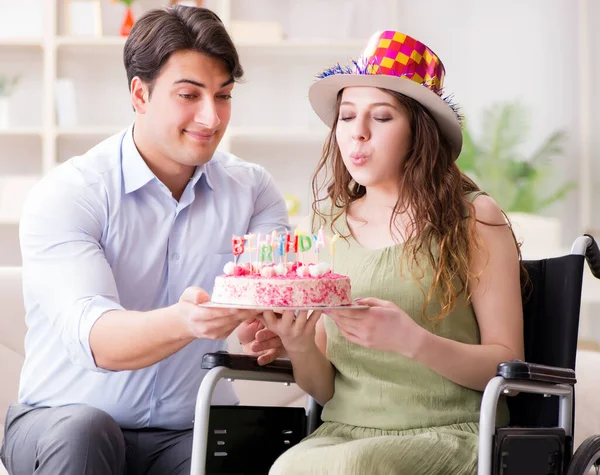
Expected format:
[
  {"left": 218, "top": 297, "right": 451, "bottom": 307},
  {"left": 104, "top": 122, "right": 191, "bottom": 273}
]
[
  {"left": 201, "top": 351, "right": 294, "bottom": 377},
  {"left": 584, "top": 233, "right": 600, "bottom": 279},
  {"left": 496, "top": 359, "right": 576, "bottom": 385}
]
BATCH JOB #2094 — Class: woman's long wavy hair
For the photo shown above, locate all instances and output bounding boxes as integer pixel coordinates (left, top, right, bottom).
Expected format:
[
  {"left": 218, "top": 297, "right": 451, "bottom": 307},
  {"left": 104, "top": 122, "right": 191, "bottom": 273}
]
[{"left": 311, "top": 89, "right": 524, "bottom": 323}]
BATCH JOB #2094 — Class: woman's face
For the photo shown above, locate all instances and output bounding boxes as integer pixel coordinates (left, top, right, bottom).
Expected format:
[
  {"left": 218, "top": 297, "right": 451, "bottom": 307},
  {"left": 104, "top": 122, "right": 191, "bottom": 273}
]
[{"left": 335, "top": 87, "right": 412, "bottom": 188}]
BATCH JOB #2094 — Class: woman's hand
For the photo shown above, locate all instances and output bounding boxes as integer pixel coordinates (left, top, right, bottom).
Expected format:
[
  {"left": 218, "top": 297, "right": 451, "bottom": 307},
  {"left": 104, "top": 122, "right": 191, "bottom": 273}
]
[
  {"left": 327, "top": 298, "right": 426, "bottom": 357},
  {"left": 261, "top": 309, "right": 323, "bottom": 355},
  {"left": 236, "top": 318, "right": 286, "bottom": 365}
]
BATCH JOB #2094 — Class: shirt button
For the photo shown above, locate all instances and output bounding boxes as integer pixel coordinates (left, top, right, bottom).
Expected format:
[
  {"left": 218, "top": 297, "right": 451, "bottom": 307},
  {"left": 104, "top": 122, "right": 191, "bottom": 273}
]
[
  {"left": 156, "top": 400, "right": 162, "bottom": 408},
  {"left": 172, "top": 253, "right": 180, "bottom": 261}
]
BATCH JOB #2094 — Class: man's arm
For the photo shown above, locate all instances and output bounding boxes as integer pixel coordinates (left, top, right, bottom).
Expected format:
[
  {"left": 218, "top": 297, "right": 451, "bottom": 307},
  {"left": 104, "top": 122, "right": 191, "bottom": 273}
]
[
  {"left": 20, "top": 171, "right": 256, "bottom": 372},
  {"left": 89, "top": 287, "right": 257, "bottom": 370},
  {"left": 247, "top": 168, "right": 291, "bottom": 235}
]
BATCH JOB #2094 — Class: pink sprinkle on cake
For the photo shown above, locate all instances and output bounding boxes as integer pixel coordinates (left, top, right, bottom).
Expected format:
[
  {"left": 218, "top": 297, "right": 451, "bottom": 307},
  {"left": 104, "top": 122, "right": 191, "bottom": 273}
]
[{"left": 211, "top": 262, "right": 351, "bottom": 307}]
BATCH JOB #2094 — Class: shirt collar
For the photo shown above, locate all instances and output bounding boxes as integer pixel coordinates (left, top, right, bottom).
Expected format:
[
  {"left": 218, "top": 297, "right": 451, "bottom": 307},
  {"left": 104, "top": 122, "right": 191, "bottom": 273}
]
[
  {"left": 121, "top": 124, "right": 156, "bottom": 194},
  {"left": 190, "top": 161, "right": 214, "bottom": 191},
  {"left": 121, "top": 124, "right": 215, "bottom": 194}
]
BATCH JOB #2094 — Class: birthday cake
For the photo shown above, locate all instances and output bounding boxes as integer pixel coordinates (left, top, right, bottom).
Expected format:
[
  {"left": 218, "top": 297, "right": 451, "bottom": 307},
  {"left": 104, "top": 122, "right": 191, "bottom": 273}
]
[{"left": 210, "top": 230, "right": 352, "bottom": 308}]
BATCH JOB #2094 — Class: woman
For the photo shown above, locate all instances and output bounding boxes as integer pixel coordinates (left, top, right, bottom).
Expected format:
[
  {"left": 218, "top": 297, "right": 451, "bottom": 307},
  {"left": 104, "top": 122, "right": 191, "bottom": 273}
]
[{"left": 258, "top": 30, "right": 524, "bottom": 475}]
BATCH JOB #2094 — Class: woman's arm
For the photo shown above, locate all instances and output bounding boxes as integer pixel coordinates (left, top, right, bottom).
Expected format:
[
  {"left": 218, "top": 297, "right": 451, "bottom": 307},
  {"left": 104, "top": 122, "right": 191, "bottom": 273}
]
[
  {"left": 288, "top": 317, "right": 334, "bottom": 405},
  {"left": 261, "top": 310, "right": 335, "bottom": 405},
  {"left": 412, "top": 194, "right": 524, "bottom": 391}
]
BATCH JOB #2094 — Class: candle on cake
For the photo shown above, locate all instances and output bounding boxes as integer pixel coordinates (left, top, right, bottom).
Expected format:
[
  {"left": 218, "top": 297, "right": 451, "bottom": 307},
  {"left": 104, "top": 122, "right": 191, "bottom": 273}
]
[{"left": 212, "top": 228, "right": 351, "bottom": 308}]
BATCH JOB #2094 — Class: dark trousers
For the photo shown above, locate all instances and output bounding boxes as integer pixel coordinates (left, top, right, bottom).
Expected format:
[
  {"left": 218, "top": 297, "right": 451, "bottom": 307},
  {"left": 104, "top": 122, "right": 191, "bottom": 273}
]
[{"left": 0, "top": 403, "right": 193, "bottom": 475}]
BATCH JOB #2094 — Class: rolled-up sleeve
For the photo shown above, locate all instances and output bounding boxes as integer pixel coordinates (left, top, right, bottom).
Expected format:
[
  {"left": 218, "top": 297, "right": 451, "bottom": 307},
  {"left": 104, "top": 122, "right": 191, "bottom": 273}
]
[
  {"left": 20, "top": 167, "right": 125, "bottom": 372},
  {"left": 248, "top": 168, "right": 291, "bottom": 235}
]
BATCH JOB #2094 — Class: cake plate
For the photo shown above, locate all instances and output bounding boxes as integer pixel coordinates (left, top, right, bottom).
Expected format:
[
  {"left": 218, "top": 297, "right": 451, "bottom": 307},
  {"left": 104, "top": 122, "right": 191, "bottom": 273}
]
[{"left": 200, "top": 303, "right": 369, "bottom": 311}]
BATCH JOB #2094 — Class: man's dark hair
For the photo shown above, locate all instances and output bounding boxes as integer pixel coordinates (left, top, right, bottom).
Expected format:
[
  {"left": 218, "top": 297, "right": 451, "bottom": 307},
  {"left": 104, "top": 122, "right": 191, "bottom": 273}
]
[{"left": 123, "top": 5, "right": 244, "bottom": 95}]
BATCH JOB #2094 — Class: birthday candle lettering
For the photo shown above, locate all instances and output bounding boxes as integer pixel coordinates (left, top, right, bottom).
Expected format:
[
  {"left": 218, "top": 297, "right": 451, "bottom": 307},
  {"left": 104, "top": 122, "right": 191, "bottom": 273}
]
[
  {"left": 330, "top": 234, "right": 340, "bottom": 273},
  {"left": 232, "top": 235, "right": 245, "bottom": 256},
  {"left": 244, "top": 233, "right": 256, "bottom": 272},
  {"left": 270, "top": 231, "right": 278, "bottom": 263},
  {"left": 232, "top": 235, "right": 244, "bottom": 265},
  {"left": 276, "top": 234, "right": 286, "bottom": 259},
  {"left": 285, "top": 233, "right": 298, "bottom": 253},
  {"left": 316, "top": 228, "right": 326, "bottom": 249},
  {"left": 298, "top": 235, "right": 312, "bottom": 252},
  {"left": 260, "top": 243, "right": 273, "bottom": 262},
  {"left": 257, "top": 233, "right": 271, "bottom": 263},
  {"left": 312, "top": 228, "right": 326, "bottom": 254}
]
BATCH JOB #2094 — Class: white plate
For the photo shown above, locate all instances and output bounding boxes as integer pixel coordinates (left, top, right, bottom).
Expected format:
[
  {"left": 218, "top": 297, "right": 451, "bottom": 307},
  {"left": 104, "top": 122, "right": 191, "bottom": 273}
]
[{"left": 200, "top": 302, "right": 369, "bottom": 311}]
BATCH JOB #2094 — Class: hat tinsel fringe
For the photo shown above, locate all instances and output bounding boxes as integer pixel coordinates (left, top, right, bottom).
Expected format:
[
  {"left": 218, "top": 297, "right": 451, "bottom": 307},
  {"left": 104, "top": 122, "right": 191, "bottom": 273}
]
[{"left": 317, "top": 59, "right": 464, "bottom": 126}]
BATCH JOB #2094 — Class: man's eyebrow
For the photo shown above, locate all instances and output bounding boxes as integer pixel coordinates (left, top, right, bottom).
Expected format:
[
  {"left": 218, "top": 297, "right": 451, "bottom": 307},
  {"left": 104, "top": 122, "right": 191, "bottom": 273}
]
[{"left": 173, "top": 78, "right": 234, "bottom": 88}]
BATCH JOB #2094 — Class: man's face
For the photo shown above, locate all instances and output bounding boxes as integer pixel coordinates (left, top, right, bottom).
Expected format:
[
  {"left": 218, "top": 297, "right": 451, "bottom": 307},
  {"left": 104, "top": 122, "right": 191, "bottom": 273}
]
[{"left": 134, "top": 49, "right": 234, "bottom": 167}]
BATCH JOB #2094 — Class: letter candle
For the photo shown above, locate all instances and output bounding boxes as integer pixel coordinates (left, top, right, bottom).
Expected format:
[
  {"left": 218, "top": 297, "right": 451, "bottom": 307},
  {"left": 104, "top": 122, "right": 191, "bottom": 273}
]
[
  {"left": 294, "top": 230, "right": 309, "bottom": 265},
  {"left": 260, "top": 243, "right": 272, "bottom": 263},
  {"left": 276, "top": 234, "right": 286, "bottom": 264},
  {"left": 257, "top": 233, "right": 272, "bottom": 264},
  {"left": 330, "top": 234, "right": 339, "bottom": 273},
  {"left": 298, "top": 234, "right": 312, "bottom": 264},
  {"left": 244, "top": 233, "right": 256, "bottom": 273},
  {"left": 270, "top": 231, "right": 278, "bottom": 263},
  {"left": 284, "top": 233, "right": 297, "bottom": 264},
  {"left": 232, "top": 235, "right": 245, "bottom": 265},
  {"left": 312, "top": 227, "right": 326, "bottom": 261},
  {"left": 232, "top": 229, "right": 340, "bottom": 274}
]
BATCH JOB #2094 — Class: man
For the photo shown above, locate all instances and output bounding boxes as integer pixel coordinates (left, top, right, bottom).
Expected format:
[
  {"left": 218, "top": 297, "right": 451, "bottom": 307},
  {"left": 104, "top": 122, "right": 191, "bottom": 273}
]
[{"left": 0, "top": 5, "right": 285, "bottom": 474}]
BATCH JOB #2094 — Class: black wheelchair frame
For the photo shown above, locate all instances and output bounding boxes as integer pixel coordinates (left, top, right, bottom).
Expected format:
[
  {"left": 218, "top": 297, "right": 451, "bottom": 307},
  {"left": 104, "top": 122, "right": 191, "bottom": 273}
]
[{"left": 190, "top": 234, "right": 600, "bottom": 475}]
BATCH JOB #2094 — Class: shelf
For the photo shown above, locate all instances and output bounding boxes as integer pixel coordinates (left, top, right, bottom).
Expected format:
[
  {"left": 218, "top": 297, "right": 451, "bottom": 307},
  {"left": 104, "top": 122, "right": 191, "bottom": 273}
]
[
  {"left": 54, "top": 36, "right": 364, "bottom": 54},
  {"left": 53, "top": 36, "right": 362, "bottom": 54},
  {"left": 0, "top": 37, "right": 43, "bottom": 48},
  {"left": 56, "top": 126, "right": 125, "bottom": 138},
  {"left": 0, "top": 175, "right": 40, "bottom": 224},
  {"left": 236, "top": 39, "right": 363, "bottom": 53},
  {"left": 56, "top": 36, "right": 126, "bottom": 48},
  {"left": 0, "top": 128, "right": 43, "bottom": 137},
  {"left": 228, "top": 126, "right": 328, "bottom": 142}
]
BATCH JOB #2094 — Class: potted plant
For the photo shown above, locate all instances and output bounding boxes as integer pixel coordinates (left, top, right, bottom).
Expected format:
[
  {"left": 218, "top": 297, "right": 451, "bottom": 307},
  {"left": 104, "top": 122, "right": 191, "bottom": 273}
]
[
  {"left": 0, "top": 75, "right": 20, "bottom": 129},
  {"left": 456, "top": 100, "right": 575, "bottom": 257}
]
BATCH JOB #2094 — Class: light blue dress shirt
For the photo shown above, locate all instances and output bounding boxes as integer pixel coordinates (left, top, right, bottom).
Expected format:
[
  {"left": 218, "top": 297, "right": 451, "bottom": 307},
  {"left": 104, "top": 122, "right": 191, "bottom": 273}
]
[{"left": 18, "top": 126, "right": 290, "bottom": 430}]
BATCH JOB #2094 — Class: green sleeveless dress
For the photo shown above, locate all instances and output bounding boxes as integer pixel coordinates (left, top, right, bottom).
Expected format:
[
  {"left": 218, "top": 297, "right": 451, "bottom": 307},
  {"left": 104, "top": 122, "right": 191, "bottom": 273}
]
[{"left": 269, "top": 192, "right": 509, "bottom": 475}]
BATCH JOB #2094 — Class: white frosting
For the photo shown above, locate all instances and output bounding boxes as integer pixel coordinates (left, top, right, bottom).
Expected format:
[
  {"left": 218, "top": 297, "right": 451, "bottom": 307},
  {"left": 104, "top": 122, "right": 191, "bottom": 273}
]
[
  {"left": 296, "top": 265, "right": 311, "bottom": 277},
  {"left": 212, "top": 272, "right": 351, "bottom": 307},
  {"left": 223, "top": 262, "right": 237, "bottom": 275},
  {"left": 320, "top": 262, "right": 332, "bottom": 273},
  {"left": 260, "top": 266, "right": 276, "bottom": 278},
  {"left": 274, "top": 263, "right": 287, "bottom": 276},
  {"left": 309, "top": 262, "right": 332, "bottom": 277}
]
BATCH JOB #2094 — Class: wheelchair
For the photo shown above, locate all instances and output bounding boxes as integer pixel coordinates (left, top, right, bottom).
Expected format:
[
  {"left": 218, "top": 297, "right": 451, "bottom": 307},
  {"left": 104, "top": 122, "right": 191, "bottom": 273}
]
[{"left": 190, "top": 234, "right": 600, "bottom": 475}]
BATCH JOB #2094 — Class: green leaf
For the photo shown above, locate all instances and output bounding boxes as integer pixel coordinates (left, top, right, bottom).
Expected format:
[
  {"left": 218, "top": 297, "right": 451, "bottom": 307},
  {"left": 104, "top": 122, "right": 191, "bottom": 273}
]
[
  {"left": 536, "top": 182, "right": 577, "bottom": 212},
  {"left": 0, "top": 75, "right": 20, "bottom": 96},
  {"left": 460, "top": 100, "right": 573, "bottom": 214},
  {"left": 456, "top": 126, "right": 477, "bottom": 172}
]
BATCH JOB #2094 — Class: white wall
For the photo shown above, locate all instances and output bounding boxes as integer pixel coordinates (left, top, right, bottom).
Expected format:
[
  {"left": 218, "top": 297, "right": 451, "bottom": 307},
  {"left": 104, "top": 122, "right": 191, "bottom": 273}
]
[
  {"left": 390, "top": 0, "right": 584, "bottom": 244},
  {"left": 0, "top": 0, "right": 597, "bottom": 245},
  {"left": 590, "top": 0, "right": 600, "bottom": 229}
]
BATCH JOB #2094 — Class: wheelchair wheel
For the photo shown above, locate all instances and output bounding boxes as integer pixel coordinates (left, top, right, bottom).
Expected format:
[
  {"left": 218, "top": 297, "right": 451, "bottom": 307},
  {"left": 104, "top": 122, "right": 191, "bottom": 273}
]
[{"left": 567, "top": 435, "right": 600, "bottom": 475}]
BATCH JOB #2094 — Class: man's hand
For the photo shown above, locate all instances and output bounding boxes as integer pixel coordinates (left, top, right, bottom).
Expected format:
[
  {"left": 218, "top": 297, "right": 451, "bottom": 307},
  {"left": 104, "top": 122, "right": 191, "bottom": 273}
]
[
  {"left": 176, "top": 287, "right": 260, "bottom": 340},
  {"left": 237, "top": 318, "right": 286, "bottom": 365}
]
